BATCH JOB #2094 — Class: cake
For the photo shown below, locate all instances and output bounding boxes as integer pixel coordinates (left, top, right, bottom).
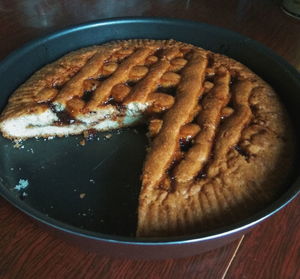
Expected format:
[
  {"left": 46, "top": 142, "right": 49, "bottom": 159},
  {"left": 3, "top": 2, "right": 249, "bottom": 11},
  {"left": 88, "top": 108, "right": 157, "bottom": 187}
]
[{"left": 0, "top": 39, "right": 295, "bottom": 237}]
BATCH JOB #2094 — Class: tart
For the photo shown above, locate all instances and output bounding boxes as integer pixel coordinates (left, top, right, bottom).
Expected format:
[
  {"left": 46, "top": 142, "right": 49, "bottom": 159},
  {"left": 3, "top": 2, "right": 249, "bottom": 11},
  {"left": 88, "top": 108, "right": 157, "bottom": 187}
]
[{"left": 0, "top": 39, "right": 295, "bottom": 237}]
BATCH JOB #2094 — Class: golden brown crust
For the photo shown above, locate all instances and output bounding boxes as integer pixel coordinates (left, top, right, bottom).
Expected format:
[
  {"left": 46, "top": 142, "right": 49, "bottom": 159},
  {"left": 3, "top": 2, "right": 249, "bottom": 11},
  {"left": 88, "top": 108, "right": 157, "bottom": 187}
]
[
  {"left": 54, "top": 47, "right": 118, "bottom": 106},
  {"left": 137, "top": 47, "right": 295, "bottom": 237},
  {"left": 141, "top": 50, "right": 208, "bottom": 195},
  {"left": 0, "top": 39, "right": 295, "bottom": 237},
  {"left": 0, "top": 39, "right": 193, "bottom": 122},
  {"left": 85, "top": 48, "right": 153, "bottom": 110},
  {"left": 174, "top": 68, "right": 231, "bottom": 182},
  {"left": 0, "top": 46, "right": 99, "bottom": 122}
]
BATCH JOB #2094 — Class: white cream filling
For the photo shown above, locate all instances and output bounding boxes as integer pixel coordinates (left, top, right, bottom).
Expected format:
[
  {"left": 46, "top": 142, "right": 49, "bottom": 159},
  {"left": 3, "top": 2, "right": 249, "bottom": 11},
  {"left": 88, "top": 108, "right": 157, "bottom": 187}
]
[
  {"left": 126, "top": 102, "right": 149, "bottom": 116},
  {"left": 76, "top": 106, "right": 116, "bottom": 124},
  {"left": 51, "top": 102, "right": 65, "bottom": 112}
]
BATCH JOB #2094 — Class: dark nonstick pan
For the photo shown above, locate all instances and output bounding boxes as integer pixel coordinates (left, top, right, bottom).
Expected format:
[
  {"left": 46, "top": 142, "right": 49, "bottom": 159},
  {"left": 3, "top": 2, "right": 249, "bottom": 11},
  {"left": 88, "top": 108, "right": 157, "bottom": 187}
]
[{"left": 0, "top": 17, "right": 299, "bottom": 259}]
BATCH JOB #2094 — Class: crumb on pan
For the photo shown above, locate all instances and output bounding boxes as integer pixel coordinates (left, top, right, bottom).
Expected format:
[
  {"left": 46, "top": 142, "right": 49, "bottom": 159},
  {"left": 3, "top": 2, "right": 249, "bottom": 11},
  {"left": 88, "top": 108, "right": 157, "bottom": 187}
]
[
  {"left": 79, "top": 139, "right": 86, "bottom": 146},
  {"left": 14, "top": 179, "right": 29, "bottom": 191},
  {"left": 13, "top": 141, "right": 24, "bottom": 149}
]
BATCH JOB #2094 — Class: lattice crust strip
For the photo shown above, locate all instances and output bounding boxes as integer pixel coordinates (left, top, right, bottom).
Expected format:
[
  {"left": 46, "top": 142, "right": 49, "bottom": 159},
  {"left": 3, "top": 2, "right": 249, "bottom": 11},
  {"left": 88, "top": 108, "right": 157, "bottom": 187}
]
[{"left": 0, "top": 39, "right": 295, "bottom": 237}]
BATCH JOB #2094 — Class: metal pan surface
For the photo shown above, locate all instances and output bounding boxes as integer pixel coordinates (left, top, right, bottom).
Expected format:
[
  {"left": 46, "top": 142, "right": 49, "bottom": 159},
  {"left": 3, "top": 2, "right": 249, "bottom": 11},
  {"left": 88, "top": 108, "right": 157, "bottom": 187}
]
[{"left": 0, "top": 17, "right": 299, "bottom": 259}]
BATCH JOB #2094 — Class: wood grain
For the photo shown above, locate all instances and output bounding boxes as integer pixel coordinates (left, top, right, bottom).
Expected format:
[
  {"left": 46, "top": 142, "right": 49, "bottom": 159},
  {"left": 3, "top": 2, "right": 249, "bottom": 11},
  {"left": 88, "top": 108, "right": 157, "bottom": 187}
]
[
  {"left": 0, "top": 0, "right": 299, "bottom": 70},
  {"left": 0, "top": 199, "right": 242, "bottom": 279},
  {"left": 0, "top": 0, "right": 299, "bottom": 278},
  {"left": 226, "top": 195, "right": 300, "bottom": 279}
]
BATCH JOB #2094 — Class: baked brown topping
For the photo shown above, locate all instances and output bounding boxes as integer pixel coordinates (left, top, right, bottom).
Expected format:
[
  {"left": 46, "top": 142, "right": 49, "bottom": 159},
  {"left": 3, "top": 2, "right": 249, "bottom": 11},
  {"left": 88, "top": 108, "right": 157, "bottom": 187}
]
[
  {"left": 141, "top": 50, "right": 208, "bottom": 194},
  {"left": 0, "top": 39, "right": 295, "bottom": 237}
]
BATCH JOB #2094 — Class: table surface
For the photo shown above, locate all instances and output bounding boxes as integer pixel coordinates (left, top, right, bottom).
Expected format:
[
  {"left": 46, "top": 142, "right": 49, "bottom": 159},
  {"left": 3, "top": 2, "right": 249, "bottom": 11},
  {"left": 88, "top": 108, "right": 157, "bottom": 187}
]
[{"left": 0, "top": 0, "right": 299, "bottom": 278}]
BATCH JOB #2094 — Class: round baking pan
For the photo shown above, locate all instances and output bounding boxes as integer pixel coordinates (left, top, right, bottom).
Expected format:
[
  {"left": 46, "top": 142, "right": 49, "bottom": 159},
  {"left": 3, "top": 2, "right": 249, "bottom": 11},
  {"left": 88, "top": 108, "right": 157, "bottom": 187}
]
[{"left": 0, "top": 17, "right": 299, "bottom": 259}]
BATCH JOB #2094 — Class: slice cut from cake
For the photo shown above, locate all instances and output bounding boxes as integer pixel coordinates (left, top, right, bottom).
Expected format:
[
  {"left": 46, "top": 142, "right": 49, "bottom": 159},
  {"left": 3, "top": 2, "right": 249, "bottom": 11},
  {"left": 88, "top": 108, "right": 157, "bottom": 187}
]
[
  {"left": 0, "top": 39, "right": 295, "bottom": 237},
  {"left": 0, "top": 40, "right": 183, "bottom": 139}
]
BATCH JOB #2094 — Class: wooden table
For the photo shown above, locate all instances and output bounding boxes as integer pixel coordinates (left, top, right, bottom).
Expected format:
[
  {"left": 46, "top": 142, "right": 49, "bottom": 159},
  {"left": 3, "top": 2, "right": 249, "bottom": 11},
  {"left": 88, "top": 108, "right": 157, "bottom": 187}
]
[{"left": 0, "top": 1, "right": 299, "bottom": 278}]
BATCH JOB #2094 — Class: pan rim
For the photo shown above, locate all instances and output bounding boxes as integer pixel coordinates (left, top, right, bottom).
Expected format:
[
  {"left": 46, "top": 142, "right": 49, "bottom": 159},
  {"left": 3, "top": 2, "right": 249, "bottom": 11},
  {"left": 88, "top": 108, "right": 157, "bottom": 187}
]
[{"left": 0, "top": 16, "right": 299, "bottom": 245}]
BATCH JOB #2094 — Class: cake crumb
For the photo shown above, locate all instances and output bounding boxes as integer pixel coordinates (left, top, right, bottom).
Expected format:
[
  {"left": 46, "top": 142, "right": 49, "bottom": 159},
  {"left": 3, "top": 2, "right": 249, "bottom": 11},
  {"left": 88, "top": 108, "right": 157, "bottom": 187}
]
[
  {"left": 13, "top": 143, "right": 21, "bottom": 148},
  {"left": 80, "top": 193, "right": 86, "bottom": 199},
  {"left": 105, "top": 134, "right": 112, "bottom": 139},
  {"left": 14, "top": 179, "right": 29, "bottom": 191},
  {"left": 83, "top": 129, "right": 97, "bottom": 140},
  {"left": 83, "top": 131, "right": 89, "bottom": 139},
  {"left": 79, "top": 139, "right": 86, "bottom": 146},
  {"left": 13, "top": 141, "right": 24, "bottom": 149}
]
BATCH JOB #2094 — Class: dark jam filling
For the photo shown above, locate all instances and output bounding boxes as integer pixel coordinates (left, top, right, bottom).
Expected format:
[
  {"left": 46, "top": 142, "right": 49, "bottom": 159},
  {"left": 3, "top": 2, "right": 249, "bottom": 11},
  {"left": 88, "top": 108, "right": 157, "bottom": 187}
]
[
  {"left": 52, "top": 84, "right": 63, "bottom": 90},
  {"left": 207, "top": 54, "right": 215, "bottom": 68},
  {"left": 54, "top": 111, "right": 76, "bottom": 126},
  {"left": 104, "top": 97, "right": 126, "bottom": 114},
  {"left": 196, "top": 170, "right": 207, "bottom": 180},
  {"left": 116, "top": 56, "right": 128, "bottom": 64},
  {"left": 179, "top": 138, "right": 193, "bottom": 152},
  {"left": 153, "top": 48, "right": 164, "bottom": 58},
  {"left": 97, "top": 75, "right": 109, "bottom": 81},
  {"left": 205, "top": 74, "right": 215, "bottom": 83},
  {"left": 163, "top": 159, "right": 180, "bottom": 192},
  {"left": 126, "top": 81, "right": 138, "bottom": 87},
  {"left": 234, "top": 145, "right": 250, "bottom": 160},
  {"left": 250, "top": 104, "right": 259, "bottom": 115},
  {"left": 49, "top": 104, "right": 77, "bottom": 126},
  {"left": 82, "top": 90, "right": 95, "bottom": 102},
  {"left": 226, "top": 98, "right": 234, "bottom": 109},
  {"left": 183, "top": 49, "right": 193, "bottom": 60},
  {"left": 156, "top": 86, "right": 177, "bottom": 96},
  {"left": 229, "top": 73, "right": 239, "bottom": 86}
]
